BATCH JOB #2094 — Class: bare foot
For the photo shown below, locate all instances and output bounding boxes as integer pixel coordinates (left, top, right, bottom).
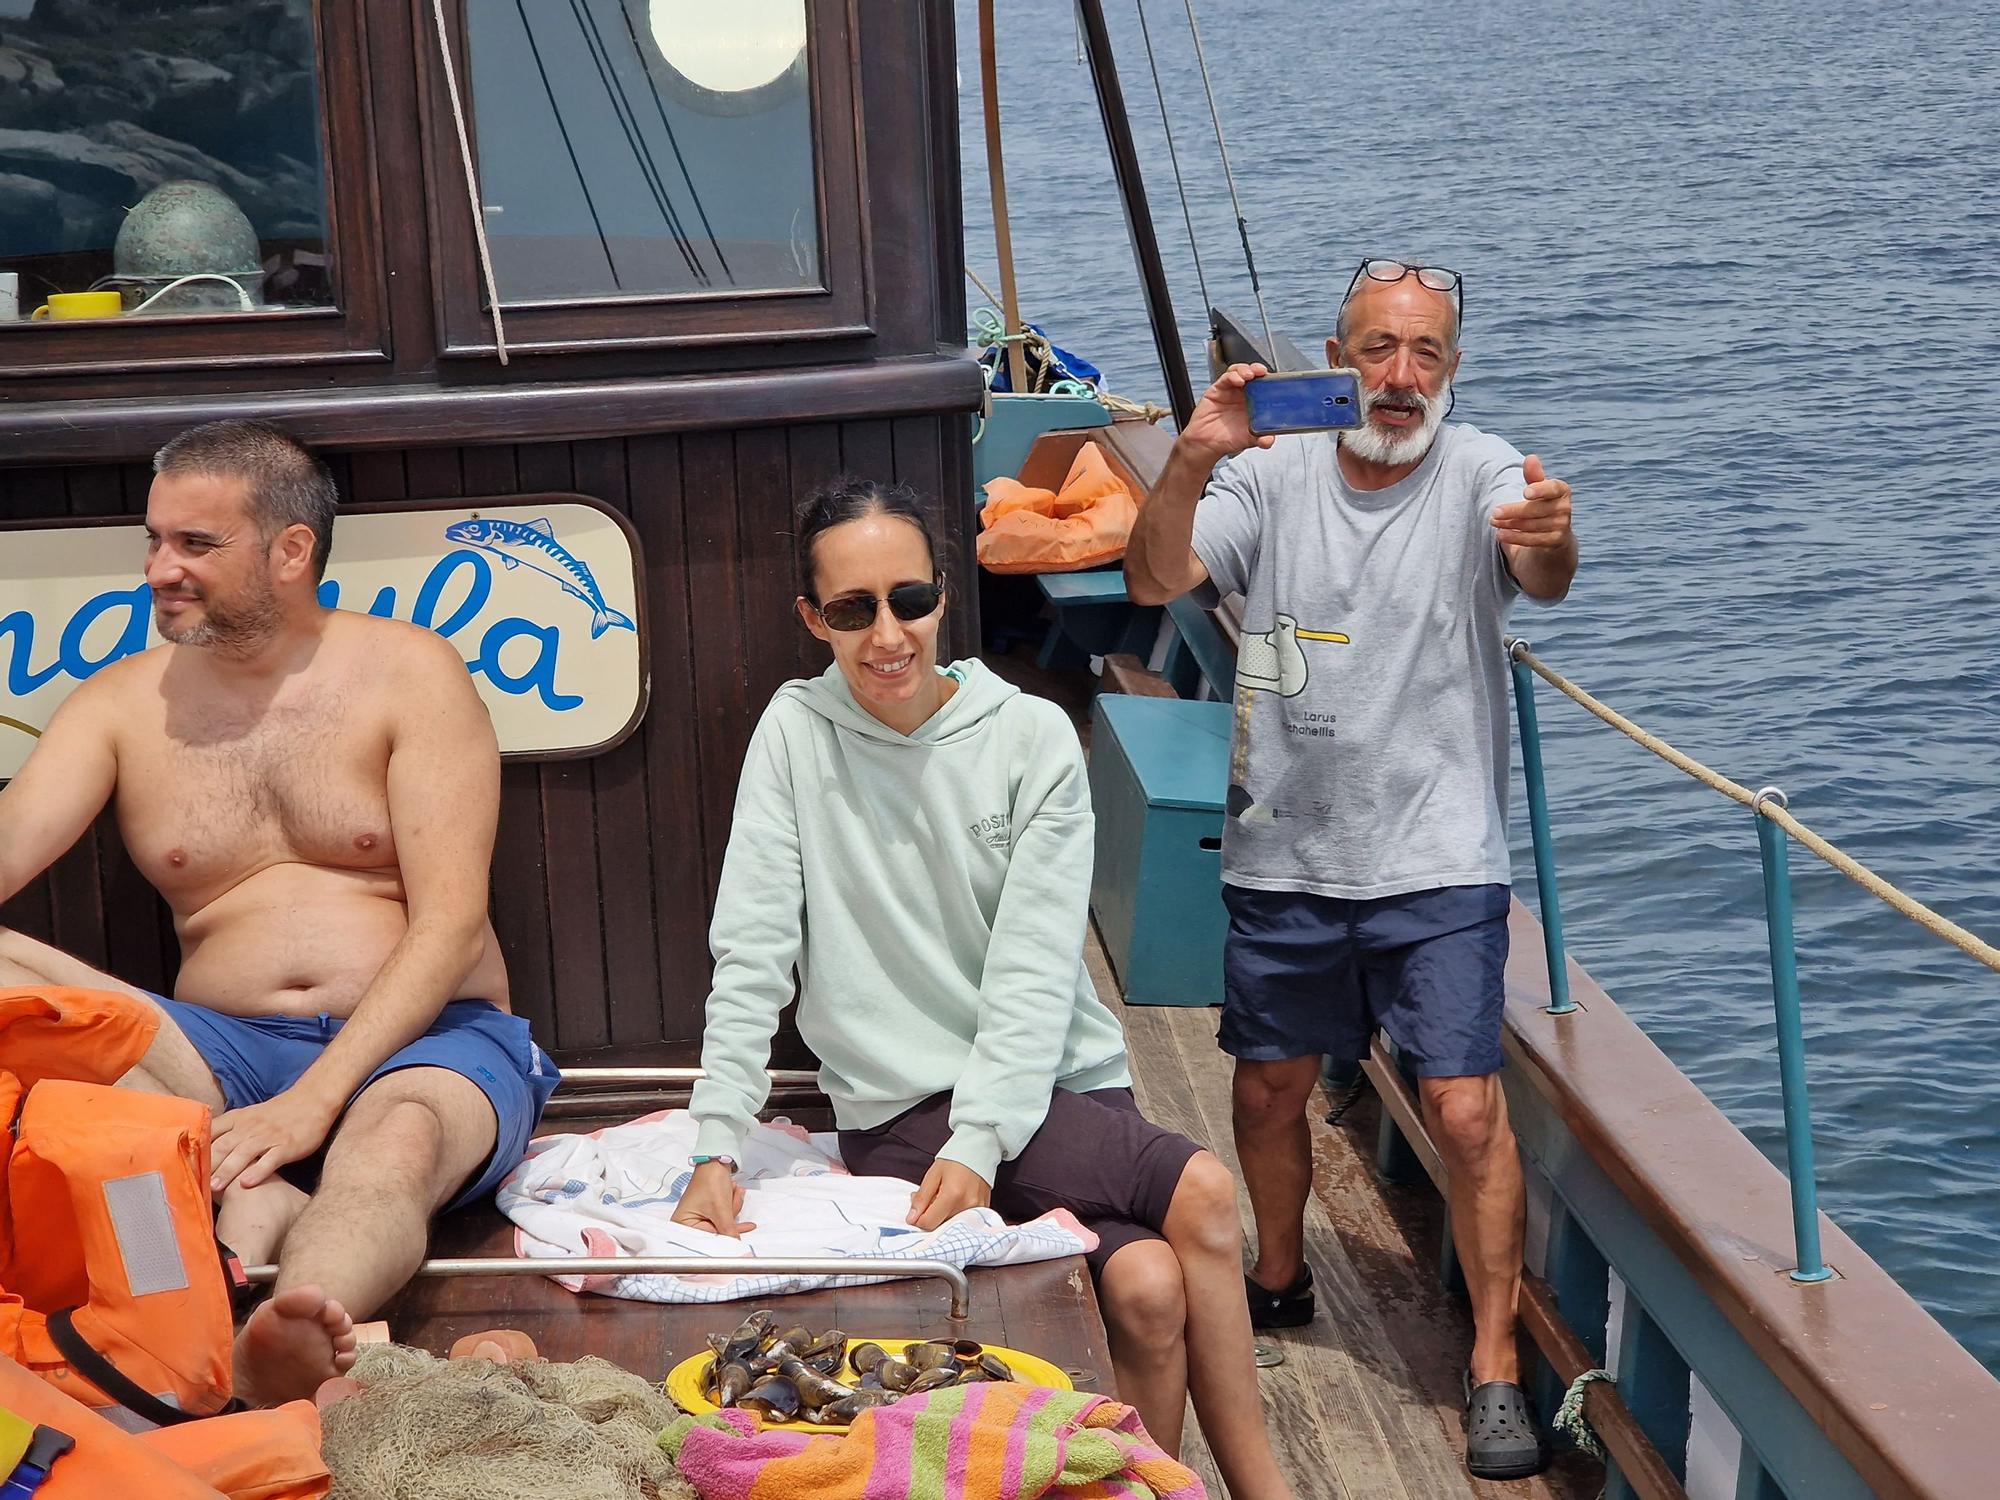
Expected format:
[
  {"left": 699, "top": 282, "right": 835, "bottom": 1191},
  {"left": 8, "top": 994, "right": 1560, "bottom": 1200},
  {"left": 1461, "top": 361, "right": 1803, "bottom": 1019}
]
[{"left": 234, "top": 1285, "right": 359, "bottom": 1407}]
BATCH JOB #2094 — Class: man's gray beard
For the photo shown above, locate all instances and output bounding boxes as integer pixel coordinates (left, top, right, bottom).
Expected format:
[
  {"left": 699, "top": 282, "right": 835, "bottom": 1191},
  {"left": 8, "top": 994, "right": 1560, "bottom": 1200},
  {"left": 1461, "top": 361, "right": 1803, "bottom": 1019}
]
[
  {"left": 1339, "top": 379, "right": 1450, "bottom": 467},
  {"left": 156, "top": 580, "right": 283, "bottom": 654}
]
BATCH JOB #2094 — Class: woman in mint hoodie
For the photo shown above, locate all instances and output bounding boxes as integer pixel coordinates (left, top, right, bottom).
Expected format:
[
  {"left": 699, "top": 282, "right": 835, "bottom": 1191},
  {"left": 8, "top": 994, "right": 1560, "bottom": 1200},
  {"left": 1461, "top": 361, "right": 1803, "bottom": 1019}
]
[{"left": 674, "top": 478, "right": 1292, "bottom": 1493}]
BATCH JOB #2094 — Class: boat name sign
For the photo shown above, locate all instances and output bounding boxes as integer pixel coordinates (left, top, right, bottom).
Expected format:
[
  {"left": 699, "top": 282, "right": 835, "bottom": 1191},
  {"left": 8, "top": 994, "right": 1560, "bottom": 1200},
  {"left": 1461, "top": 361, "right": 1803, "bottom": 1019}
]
[{"left": 0, "top": 496, "right": 646, "bottom": 779}]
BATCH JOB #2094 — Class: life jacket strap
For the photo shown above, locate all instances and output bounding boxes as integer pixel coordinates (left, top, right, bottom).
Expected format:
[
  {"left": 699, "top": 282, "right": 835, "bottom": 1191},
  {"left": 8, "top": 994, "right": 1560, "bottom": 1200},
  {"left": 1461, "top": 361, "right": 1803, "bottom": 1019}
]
[{"left": 46, "top": 1307, "right": 245, "bottom": 1427}]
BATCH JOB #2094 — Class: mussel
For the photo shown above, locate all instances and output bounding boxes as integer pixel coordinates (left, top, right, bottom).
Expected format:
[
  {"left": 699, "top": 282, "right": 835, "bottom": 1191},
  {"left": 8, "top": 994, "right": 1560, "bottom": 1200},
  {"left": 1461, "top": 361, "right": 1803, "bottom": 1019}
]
[
  {"left": 796, "top": 1336, "right": 844, "bottom": 1368},
  {"left": 763, "top": 1324, "right": 816, "bottom": 1362},
  {"left": 822, "top": 1389, "right": 898, "bottom": 1422},
  {"left": 978, "top": 1352, "right": 1017, "bottom": 1383},
  {"left": 715, "top": 1358, "right": 757, "bottom": 1407},
  {"left": 737, "top": 1375, "right": 802, "bottom": 1421},
  {"left": 778, "top": 1355, "right": 859, "bottom": 1412},
  {"left": 904, "top": 1340, "right": 958, "bottom": 1371},
  {"left": 906, "top": 1364, "right": 960, "bottom": 1394},
  {"left": 848, "top": 1341, "right": 891, "bottom": 1375},
  {"left": 720, "top": 1310, "right": 776, "bottom": 1363},
  {"left": 798, "top": 1329, "right": 849, "bottom": 1375},
  {"left": 877, "top": 1357, "right": 922, "bottom": 1391}
]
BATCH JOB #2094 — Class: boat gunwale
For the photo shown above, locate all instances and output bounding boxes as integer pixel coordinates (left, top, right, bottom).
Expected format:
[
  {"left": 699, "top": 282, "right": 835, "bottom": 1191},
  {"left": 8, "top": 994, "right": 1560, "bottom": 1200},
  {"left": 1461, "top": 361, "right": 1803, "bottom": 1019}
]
[{"left": 1496, "top": 901, "right": 2000, "bottom": 1499}]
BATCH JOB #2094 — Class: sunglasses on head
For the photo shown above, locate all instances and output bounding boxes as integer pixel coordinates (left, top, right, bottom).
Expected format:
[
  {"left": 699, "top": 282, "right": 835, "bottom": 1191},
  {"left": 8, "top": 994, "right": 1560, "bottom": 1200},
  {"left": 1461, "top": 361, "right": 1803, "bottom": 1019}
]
[
  {"left": 1347, "top": 258, "right": 1464, "bottom": 316},
  {"left": 808, "top": 577, "right": 944, "bottom": 632}
]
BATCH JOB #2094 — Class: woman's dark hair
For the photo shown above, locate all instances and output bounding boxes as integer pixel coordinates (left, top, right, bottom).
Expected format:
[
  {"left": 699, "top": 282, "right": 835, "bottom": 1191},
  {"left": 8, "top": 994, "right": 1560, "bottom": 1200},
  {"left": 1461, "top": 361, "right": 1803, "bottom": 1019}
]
[{"left": 794, "top": 476, "right": 941, "bottom": 600}]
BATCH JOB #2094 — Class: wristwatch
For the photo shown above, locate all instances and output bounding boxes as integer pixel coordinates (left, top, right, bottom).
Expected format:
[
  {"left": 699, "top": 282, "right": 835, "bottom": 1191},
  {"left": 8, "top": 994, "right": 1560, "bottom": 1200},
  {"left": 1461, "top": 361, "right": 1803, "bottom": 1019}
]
[{"left": 689, "top": 1154, "right": 737, "bottom": 1171}]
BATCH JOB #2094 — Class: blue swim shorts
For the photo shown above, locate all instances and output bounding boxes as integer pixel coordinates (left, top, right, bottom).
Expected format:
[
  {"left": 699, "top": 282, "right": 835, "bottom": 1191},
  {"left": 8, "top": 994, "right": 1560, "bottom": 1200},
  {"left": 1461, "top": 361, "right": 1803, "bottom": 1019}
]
[
  {"left": 1218, "top": 883, "right": 1512, "bottom": 1077},
  {"left": 153, "top": 996, "right": 561, "bottom": 1209}
]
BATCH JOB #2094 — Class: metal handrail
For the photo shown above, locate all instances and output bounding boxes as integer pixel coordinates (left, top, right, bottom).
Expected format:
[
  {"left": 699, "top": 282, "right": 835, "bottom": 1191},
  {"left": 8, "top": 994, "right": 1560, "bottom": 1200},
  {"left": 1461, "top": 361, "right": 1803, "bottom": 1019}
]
[
  {"left": 241, "top": 1255, "right": 973, "bottom": 1320},
  {"left": 554, "top": 1067, "right": 821, "bottom": 1089},
  {"left": 1505, "top": 636, "right": 1830, "bottom": 1283}
]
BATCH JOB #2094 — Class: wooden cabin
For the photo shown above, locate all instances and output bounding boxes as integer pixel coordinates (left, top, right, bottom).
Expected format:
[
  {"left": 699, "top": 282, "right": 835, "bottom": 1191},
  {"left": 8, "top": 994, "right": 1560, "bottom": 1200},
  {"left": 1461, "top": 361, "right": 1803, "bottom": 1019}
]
[{"left": 0, "top": 0, "right": 977, "bottom": 1080}]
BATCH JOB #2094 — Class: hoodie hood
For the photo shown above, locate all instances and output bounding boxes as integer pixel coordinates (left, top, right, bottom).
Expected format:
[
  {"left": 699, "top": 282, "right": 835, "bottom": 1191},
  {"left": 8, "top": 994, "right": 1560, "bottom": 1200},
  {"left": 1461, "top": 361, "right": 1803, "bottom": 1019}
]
[{"left": 783, "top": 657, "right": 1019, "bottom": 747}]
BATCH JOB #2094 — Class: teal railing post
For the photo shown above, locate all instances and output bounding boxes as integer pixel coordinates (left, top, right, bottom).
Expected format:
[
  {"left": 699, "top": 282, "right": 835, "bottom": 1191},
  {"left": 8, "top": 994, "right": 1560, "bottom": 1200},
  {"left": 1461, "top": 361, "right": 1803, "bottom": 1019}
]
[
  {"left": 1507, "top": 639, "right": 1574, "bottom": 1015},
  {"left": 1751, "top": 786, "right": 1834, "bottom": 1284}
]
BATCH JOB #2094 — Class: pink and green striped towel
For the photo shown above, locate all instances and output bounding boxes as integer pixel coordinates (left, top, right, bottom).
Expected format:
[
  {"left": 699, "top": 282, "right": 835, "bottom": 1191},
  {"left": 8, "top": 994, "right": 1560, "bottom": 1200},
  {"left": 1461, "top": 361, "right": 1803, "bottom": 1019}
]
[{"left": 660, "top": 1381, "right": 1206, "bottom": 1500}]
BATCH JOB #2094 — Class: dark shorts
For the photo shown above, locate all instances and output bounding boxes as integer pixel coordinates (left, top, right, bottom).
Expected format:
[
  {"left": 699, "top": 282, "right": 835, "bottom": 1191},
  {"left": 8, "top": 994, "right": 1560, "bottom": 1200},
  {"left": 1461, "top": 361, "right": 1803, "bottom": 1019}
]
[
  {"left": 838, "top": 1087, "right": 1203, "bottom": 1278},
  {"left": 1219, "top": 883, "right": 1512, "bottom": 1077},
  {"left": 154, "top": 995, "right": 561, "bottom": 1210}
]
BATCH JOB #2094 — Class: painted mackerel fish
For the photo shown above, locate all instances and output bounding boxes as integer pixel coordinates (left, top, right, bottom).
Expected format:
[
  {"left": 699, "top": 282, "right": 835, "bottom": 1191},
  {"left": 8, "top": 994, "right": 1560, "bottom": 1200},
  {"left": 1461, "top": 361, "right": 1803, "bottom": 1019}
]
[{"left": 444, "top": 516, "right": 637, "bottom": 639}]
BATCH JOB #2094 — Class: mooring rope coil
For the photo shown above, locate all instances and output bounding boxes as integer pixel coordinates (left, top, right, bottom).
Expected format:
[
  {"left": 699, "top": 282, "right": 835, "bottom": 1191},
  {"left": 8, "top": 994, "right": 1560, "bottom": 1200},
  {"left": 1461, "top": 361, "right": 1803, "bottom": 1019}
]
[
  {"left": 1507, "top": 640, "right": 2000, "bottom": 976},
  {"left": 1552, "top": 1367, "right": 1613, "bottom": 1462}
]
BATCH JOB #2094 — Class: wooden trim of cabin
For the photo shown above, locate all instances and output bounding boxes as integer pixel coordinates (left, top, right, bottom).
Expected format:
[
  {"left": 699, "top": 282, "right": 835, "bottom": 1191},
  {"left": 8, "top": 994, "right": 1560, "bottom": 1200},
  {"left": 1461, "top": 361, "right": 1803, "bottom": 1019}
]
[
  {"left": 0, "top": 353, "right": 984, "bottom": 465},
  {"left": 1498, "top": 905, "right": 2000, "bottom": 1500}
]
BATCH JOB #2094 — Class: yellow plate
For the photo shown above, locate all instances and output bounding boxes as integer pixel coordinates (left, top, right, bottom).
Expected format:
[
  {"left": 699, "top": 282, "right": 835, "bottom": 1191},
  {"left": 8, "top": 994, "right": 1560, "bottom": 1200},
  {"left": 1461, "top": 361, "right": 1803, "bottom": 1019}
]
[{"left": 666, "top": 1334, "right": 1074, "bottom": 1433}]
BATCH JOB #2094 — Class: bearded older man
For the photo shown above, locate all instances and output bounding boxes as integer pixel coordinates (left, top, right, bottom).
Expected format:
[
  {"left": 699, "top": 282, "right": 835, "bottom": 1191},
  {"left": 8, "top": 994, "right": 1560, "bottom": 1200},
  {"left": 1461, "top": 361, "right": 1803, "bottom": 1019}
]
[{"left": 1125, "top": 259, "right": 1578, "bottom": 1481}]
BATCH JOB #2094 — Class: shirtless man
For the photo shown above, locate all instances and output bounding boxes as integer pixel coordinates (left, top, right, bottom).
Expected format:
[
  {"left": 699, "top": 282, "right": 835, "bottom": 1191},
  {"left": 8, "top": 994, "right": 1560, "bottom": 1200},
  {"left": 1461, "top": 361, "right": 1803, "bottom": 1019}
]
[{"left": 0, "top": 420, "right": 558, "bottom": 1405}]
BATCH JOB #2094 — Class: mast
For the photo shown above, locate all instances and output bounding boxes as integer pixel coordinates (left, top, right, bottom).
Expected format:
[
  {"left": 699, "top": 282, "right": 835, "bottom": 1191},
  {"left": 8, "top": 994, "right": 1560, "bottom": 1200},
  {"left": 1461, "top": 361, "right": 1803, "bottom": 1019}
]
[
  {"left": 1073, "top": 0, "right": 1197, "bottom": 428},
  {"left": 976, "top": 0, "right": 1031, "bottom": 395}
]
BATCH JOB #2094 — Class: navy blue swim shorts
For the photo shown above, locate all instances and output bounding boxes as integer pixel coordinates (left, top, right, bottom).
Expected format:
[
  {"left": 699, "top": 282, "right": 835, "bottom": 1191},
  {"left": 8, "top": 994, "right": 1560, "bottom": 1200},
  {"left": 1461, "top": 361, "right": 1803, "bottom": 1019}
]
[
  {"left": 1218, "top": 883, "right": 1512, "bottom": 1077},
  {"left": 153, "top": 996, "right": 560, "bottom": 1209}
]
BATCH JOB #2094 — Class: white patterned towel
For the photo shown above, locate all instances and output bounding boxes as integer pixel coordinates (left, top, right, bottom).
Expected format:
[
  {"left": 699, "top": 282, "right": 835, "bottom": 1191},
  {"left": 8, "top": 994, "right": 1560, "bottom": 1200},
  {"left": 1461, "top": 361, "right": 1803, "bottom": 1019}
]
[{"left": 495, "top": 1109, "right": 1096, "bottom": 1303}]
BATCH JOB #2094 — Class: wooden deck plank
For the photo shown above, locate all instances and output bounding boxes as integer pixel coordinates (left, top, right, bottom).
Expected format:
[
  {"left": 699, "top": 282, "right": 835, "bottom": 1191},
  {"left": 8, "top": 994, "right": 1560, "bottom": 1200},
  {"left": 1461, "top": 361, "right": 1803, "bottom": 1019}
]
[
  {"left": 1105, "top": 956, "right": 1404, "bottom": 1500},
  {"left": 1095, "top": 930, "right": 1598, "bottom": 1500}
]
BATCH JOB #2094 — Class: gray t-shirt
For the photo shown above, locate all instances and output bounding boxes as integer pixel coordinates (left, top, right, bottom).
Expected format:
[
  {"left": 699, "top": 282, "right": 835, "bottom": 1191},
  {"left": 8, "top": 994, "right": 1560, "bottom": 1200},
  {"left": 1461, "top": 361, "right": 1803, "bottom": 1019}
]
[{"left": 1190, "top": 422, "right": 1536, "bottom": 900}]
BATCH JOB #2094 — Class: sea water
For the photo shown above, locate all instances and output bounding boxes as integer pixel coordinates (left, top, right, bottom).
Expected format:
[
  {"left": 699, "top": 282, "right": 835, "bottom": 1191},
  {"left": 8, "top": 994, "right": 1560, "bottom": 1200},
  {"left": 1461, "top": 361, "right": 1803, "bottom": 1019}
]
[{"left": 960, "top": 0, "right": 2000, "bottom": 1373}]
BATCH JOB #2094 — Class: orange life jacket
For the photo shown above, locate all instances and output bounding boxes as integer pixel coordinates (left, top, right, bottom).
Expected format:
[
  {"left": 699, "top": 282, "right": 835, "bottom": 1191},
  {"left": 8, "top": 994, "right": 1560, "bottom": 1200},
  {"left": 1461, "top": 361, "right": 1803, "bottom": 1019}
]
[
  {"left": 0, "top": 1352, "right": 329, "bottom": 1499},
  {"left": 0, "top": 987, "right": 237, "bottom": 1423},
  {"left": 976, "top": 440, "right": 1142, "bottom": 574}
]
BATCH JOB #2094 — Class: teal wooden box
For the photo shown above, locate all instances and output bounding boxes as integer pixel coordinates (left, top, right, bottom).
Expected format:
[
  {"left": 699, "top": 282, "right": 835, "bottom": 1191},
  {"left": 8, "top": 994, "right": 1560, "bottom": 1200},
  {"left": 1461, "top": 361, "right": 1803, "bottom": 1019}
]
[{"left": 1088, "top": 693, "right": 1233, "bottom": 1007}]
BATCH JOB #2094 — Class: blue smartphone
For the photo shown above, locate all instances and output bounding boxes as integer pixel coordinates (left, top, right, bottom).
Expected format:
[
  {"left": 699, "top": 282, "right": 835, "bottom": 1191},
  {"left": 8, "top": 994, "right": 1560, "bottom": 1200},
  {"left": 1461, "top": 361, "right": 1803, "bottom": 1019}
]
[{"left": 1243, "top": 368, "right": 1364, "bottom": 435}]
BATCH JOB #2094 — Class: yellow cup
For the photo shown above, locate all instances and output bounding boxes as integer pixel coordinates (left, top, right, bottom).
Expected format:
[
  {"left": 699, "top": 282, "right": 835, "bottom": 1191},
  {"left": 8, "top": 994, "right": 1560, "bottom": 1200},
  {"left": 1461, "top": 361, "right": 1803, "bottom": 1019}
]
[{"left": 31, "top": 291, "right": 125, "bottom": 321}]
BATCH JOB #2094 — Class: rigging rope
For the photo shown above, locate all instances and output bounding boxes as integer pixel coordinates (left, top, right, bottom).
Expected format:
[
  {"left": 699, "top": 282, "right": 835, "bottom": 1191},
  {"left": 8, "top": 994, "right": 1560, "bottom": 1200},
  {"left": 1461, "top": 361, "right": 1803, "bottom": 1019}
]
[
  {"left": 432, "top": 0, "right": 510, "bottom": 362},
  {"left": 611, "top": 0, "right": 731, "bottom": 279},
  {"left": 1508, "top": 641, "right": 2000, "bottom": 976},
  {"left": 1179, "top": 0, "right": 1275, "bottom": 359},
  {"left": 1133, "top": 0, "right": 1212, "bottom": 318},
  {"left": 966, "top": 272, "right": 1172, "bottom": 423},
  {"left": 568, "top": 0, "right": 707, "bottom": 284}
]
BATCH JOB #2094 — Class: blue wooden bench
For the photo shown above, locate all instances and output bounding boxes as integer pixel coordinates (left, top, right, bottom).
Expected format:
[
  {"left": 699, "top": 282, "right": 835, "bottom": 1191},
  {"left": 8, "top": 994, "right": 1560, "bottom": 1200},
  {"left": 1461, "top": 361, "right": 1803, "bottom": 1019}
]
[
  {"left": 1033, "top": 568, "right": 1161, "bottom": 670},
  {"left": 1089, "top": 594, "right": 1237, "bottom": 1006}
]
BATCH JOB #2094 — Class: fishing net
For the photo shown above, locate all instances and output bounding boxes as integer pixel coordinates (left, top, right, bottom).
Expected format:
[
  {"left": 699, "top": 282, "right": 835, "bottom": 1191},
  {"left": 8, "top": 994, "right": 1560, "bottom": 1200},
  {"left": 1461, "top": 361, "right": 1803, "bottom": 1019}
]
[{"left": 319, "top": 1343, "right": 697, "bottom": 1500}]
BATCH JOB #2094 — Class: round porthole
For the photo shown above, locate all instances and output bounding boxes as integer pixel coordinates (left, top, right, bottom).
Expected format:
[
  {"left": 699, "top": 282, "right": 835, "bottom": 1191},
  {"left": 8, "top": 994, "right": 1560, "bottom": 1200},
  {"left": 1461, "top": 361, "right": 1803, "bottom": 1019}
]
[{"left": 645, "top": 0, "right": 808, "bottom": 116}]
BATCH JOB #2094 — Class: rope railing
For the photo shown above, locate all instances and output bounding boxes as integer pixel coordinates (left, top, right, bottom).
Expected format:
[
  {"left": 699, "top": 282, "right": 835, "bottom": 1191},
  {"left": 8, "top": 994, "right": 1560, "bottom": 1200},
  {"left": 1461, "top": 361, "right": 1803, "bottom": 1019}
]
[
  {"left": 1502, "top": 636, "right": 1998, "bottom": 1284},
  {"left": 1507, "top": 640, "right": 2000, "bottom": 975}
]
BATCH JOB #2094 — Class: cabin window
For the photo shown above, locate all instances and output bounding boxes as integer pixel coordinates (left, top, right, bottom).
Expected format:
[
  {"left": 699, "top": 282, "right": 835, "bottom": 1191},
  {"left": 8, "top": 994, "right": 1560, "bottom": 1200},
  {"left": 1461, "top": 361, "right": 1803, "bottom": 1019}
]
[
  {"left": 426, "top": 0, "right": 870, "bottom": 355},
  {"left": 0, "top": 0, "right": 387, "bottom": 378},
  {"left": 0, "top": 2, "right": 331, "bottom": 319},
  {"left": 465, "top": 0, "right": 819, "bottom": 301}
]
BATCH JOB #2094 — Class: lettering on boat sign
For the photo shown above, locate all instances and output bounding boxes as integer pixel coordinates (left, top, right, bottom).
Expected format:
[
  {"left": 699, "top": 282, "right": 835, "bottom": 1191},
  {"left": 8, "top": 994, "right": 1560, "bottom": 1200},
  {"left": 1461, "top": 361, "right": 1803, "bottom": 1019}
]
[{"left": 0, "top": 495, "right": 647, "bottom": 779}]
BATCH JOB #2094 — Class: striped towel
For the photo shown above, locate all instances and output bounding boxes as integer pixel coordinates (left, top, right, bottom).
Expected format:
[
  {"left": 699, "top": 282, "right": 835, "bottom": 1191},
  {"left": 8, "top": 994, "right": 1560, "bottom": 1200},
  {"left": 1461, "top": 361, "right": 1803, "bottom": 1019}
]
[{"left": 660, "top": 1382, "right": 1205, "bottom": 1500}]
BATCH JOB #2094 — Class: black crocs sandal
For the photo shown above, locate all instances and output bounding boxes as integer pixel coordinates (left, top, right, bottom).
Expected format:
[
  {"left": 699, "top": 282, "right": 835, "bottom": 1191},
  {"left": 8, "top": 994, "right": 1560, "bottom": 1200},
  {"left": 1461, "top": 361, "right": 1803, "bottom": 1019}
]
[
  {"left": 1463, "top": 1369, "right": 1551, "bottom": 1480},
  {"left": 1243, "top": 1266, "right": 1315, "bottom": 1330}
]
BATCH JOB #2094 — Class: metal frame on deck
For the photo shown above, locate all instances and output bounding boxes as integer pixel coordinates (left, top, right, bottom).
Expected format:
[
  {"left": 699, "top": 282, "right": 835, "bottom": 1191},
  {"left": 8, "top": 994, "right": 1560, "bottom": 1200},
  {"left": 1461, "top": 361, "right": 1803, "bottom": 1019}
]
[
  {"left": 307, "top": 1066, "right": 972, "bottom": 1320},
  {"left": 243, "top": 1256, "right": 972, "bottom": 1322}
]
